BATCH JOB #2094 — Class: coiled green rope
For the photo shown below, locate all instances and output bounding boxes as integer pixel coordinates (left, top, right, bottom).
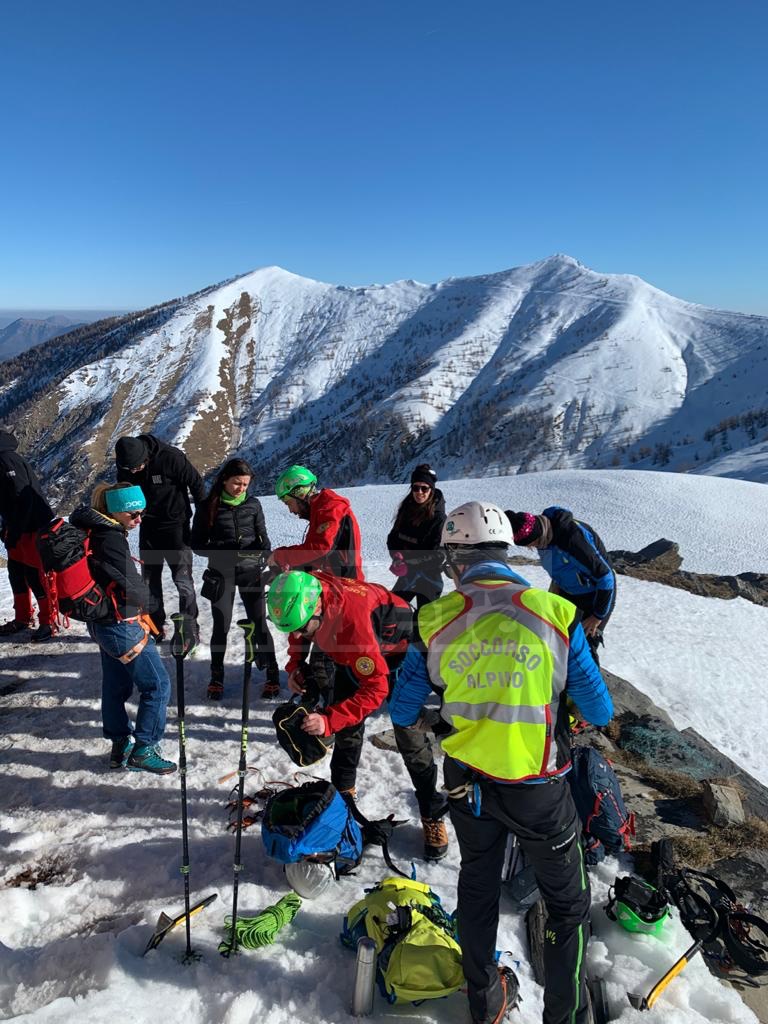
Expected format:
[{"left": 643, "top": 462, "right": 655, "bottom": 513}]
[{"left": 218, "top": 893, "right": 302, "bottom": 954}]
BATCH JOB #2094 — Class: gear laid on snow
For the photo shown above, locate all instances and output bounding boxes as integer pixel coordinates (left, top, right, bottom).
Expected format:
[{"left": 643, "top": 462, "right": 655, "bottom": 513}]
[
  {"left": 284, "top": 860, "right": 335, "bottom": 900},
  {"left": 218, "top": 893, "right": 302, "bottom": 954},
  {"left": 605, "top": 875, "right": 670, "bottom": 936}
]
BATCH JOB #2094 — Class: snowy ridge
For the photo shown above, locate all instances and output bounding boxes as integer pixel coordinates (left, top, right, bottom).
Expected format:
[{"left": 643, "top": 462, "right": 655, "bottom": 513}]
[{"left": 7, "top": 255, "right": 768, "bottom": 494}]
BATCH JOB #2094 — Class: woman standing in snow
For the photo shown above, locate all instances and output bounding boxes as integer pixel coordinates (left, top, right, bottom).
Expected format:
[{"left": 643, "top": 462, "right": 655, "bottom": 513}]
[
  {"left": 386, "top": 465, "right": 447, "bottom": 608},
  {"left": 191, "top": 458, "right": 279, "bottom": 700},
  {"left": 71, "top": 481, "right": 176, "bottom": 774}
]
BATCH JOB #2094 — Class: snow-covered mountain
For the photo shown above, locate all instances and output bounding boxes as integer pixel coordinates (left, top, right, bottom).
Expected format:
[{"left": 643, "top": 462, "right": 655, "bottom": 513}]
[
  {"left": 0, "top": 315, "right": 87, "bottom": 362},
  {"left": 4, "top": 255, "right": 768, "bottom": 495}
]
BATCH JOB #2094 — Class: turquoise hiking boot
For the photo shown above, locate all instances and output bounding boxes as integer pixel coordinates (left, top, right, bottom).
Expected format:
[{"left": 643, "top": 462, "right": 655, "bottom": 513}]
[
  {"left": 127, "top": 744, "right": 177, "bottom": 775},
  {"left": 109, "top": 736, "right": 134, "bottom": 769}
]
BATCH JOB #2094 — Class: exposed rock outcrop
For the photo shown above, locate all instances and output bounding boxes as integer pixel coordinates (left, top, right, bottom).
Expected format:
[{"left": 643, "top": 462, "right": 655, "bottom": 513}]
[{"left": 609, "top": 538, "right": 768, "bottom": 608}]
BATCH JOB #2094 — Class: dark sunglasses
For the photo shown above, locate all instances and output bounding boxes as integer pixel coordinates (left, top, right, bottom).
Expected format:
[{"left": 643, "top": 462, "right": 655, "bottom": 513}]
[
  {"left": 126, "top": 510, "right": 143, "bottom": 520},
  {"left": 411, "top": 484, "right": 432, "bottom": 494}
]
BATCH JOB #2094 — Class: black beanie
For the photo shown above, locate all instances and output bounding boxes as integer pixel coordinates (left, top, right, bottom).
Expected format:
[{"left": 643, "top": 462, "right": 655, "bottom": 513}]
[
  {"left": 115, "top": 436, "right": 148, "bottom": 471},
  {"left": 411, "top": 464, "right": 437, "bottom": 487}
]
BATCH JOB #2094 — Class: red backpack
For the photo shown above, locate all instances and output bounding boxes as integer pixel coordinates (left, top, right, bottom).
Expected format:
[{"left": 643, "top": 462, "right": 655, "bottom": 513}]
[{"left": 36, "top": 518, "right": 113, "bottom": 625}]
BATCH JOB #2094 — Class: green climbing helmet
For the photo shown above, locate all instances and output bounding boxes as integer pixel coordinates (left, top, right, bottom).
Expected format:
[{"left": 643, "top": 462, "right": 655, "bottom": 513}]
[
  {"left": 267, "top": 571, "right": 323, "bottom": 633},
  {"left": 606, "top": 876, "right": 670, "bottom": 937},
  {"left": 275, "top": 465, "right": 318, "bottom": 501}
]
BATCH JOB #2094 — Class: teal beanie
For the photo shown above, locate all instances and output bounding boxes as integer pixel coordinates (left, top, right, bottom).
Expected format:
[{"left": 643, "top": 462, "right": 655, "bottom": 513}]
[{"left": 105, "top": 485, "right": 146, "bottom": 514}]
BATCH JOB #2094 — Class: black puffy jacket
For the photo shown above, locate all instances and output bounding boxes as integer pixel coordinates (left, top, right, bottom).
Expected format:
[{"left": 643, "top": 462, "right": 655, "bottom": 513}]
[
  {"left": 0, "top": 429, "right": 54, "bottom": 547},
  {"left": 190, "top": 493, "right": 271, "bottom": 570},
  {"left": 386, "top": 488, "right": 447, "bottom": 577},
  {"left": 70, "top": 506, "right": 153, "bottom": 620},
  {"left": 116, "top": 434, "right": 205, "bottom": 535}
]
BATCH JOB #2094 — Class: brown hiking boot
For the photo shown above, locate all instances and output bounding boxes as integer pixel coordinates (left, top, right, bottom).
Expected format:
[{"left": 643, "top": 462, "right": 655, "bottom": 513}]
[{"left": 421, "top": 816, "right": 449, "bottom": 860}]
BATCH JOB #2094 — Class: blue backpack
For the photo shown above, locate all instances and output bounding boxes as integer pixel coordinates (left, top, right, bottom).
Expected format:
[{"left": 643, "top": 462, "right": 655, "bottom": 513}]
[
  {"left": 261, "top": 780, "right": 407, "bottom": 878},
  {"left": 567, "top": 745, "right": 635, "bottom": 864},
  {"left": 262, "top": 780, "right": 363, "bottom": 874}
]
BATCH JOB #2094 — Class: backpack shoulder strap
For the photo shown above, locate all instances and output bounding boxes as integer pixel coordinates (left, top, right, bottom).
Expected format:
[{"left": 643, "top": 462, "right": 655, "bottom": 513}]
[{"left": 342, "top": 793, "right": 411, "bottom": 879}]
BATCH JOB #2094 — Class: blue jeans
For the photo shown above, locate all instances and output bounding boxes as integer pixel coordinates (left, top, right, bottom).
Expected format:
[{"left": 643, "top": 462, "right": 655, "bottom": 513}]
[{"left": 88, "top": 620, "right": 171, "bottom": 746}]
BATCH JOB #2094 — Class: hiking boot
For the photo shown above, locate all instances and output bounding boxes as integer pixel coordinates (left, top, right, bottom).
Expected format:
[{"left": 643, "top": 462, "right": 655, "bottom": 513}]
[
  {"left": 483, "top": 966, "right": 521, "bottom": 1024},
  {"left": 261, "top": 661, "right": 280, "bottom": 699},
  {"left": 0, "top": 619, "right": 31, "bottom": 635},
  {"left": 109, "top": 736, "right": 134, "bottom": 769},
  {"left": 127, "top": 744, "right": 177, "bottom": 775},
  {"left": 421, "top": 816, "right": 449, "bottom": 861},
  {"left": 338, "top": 786, "right": 357, "bottom": 800},
  {"left": 30, "top": 625, "right": 55, "bottom": 643}
]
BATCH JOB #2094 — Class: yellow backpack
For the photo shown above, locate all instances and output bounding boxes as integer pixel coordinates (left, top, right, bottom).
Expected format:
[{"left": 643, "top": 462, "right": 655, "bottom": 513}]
[{"left": 341, "top": 877, "right": 464, "bottom": 1003}]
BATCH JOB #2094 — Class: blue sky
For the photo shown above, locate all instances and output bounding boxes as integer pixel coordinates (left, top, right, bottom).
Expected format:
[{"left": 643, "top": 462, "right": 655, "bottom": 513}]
[{"left": 1, "top": 0, "right": 766, "bottom": 313}]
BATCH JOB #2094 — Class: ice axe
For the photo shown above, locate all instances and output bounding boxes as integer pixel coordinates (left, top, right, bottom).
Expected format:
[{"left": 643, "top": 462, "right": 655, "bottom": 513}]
[{"left": 627, "top": 934, "right": 706, "bottom": 1011}]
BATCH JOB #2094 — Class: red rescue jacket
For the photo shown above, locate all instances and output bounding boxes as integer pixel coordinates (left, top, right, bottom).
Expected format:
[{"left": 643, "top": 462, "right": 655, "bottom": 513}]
[
  {"left": 286, "top": 572, "right": 413, "bottom": 735},
  {"left": 271, "top": 488, "right": 363, "bottom": 580}
]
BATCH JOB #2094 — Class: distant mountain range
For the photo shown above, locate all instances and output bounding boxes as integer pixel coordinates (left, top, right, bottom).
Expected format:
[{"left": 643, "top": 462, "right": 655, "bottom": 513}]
[
  {"left": 0, "top": 315, "right": 89, "bottom": 362},
  {"left": 3, "top": 255, "right": 767, "bottom": 498}
]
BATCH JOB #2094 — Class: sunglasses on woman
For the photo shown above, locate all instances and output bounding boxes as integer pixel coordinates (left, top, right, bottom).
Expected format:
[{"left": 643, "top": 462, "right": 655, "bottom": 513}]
[
  {"left": 126, "top": 510, "right": 143, "bottom": 520},
  {"left": 411, "top": 484, "right": 431, "bottom": 494}
]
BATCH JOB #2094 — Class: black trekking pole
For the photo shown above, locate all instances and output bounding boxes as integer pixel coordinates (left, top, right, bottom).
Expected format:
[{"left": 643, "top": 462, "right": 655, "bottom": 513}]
[
  {"left": 220, "top": 618, "right": 256, "bottom": 958},
  {"left": 170, "top": 612, "right": 196, "bottom": 962},
  {"left": 143, "top": 614, "right": 218, "bottom": 958}
]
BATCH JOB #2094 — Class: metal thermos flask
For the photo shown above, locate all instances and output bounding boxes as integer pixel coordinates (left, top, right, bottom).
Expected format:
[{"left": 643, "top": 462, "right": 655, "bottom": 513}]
[{"left": 351, "top": 936, "right": 377, "bottom": 1015}]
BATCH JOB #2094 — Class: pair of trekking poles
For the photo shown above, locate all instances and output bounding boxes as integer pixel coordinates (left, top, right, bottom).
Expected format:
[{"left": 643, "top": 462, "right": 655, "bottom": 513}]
[{"left": 144, "top": 615, "right": 258, "bottom": 960}]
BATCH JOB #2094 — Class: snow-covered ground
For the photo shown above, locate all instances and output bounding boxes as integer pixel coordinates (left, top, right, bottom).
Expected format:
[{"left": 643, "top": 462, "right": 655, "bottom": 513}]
[{"left": 1, "top": 469, "right": 766, "bottom": 1023}]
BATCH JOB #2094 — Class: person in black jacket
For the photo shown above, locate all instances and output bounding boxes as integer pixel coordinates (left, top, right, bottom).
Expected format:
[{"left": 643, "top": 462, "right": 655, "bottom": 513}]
[
  {"left": 506, "top": 505, "right": 616, "bottom": 663},
  {"left": 0, "top": 429, "right": 56, "bottom": 641},
  {"left": 191, "top": 458, "right": 279, "bottom": 701},
  {"left": 115, "top": 433, "right": 204, "bottom": 641},
  {"left": 386, "top": 464, "right": 447, "bottom": 608},
  {"left": 70, "top": 482, "right": 177, "bottom": 775}
]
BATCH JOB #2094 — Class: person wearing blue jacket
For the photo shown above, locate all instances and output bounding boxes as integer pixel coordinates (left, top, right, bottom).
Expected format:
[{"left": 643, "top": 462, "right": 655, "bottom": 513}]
[
  {"left": 507, "top": 506, "right": 616, "bottom": 663},
  {"left": 392, "top": 500, "right": 612, "bottom": 1024}
]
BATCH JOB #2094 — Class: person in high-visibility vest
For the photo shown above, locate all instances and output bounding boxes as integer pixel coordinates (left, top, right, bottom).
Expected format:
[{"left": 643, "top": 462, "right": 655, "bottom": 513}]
[{"left": 419, "top": 500, "right": 613, "bottom": 1024}]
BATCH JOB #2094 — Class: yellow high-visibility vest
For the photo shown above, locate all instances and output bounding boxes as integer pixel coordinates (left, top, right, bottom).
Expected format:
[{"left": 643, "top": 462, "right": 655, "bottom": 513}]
[{"left": 418, "top": 578, "right": 577, "bottom": 782}]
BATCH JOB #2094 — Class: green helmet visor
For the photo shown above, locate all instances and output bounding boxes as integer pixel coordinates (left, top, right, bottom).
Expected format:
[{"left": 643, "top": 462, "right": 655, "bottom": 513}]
[{"left": 267, "top": 571, "right": 323, "bottom": 633}]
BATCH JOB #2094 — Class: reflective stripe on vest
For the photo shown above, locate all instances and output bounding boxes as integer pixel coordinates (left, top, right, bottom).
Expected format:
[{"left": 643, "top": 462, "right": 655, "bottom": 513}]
[{"left": 419, "top": 580, "right": 575, "bottom": 781}]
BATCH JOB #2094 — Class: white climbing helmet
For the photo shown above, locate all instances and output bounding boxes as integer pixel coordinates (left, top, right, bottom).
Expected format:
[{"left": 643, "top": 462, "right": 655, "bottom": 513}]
[
  {"left": 284, "top": 860, "right": 335, "bottom": 900},
  {"left": 441, "top": 501, "right": 513, "bottom": 547}
]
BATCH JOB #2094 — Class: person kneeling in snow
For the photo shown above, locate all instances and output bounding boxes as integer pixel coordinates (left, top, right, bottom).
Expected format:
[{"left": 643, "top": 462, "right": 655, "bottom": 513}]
[
  {"left": 71, "top": 482, "right": 177, "bottom": 775},
  {"left": 266, "top": 569, "right": 450, "bottom": 860}
]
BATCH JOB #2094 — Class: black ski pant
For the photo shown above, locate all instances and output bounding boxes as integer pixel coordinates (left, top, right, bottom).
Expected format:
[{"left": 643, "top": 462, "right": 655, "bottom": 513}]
[
  {"left": 209, "top": 565, "right": 277, "bottom": 675},
  {"left": 392, "top": 725, "right": 446, "bottom": 819},
  {"left": 140, "top": 535, "right": 198, "bottom": 630},
  {"left": 324, "top": 664, "right": 445, "bottom": 819},
  {"left": 444, "top": 757, "right": 591, "bottom": 1024},
  {"left": 327, "top": 665, "right": 366, "bottom": 793}
]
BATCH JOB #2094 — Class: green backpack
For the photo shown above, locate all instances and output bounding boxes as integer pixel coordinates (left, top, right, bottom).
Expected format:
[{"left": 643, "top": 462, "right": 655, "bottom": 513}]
[{"left": 341, "top": 877, "right": 464, "bottom": 1004}]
